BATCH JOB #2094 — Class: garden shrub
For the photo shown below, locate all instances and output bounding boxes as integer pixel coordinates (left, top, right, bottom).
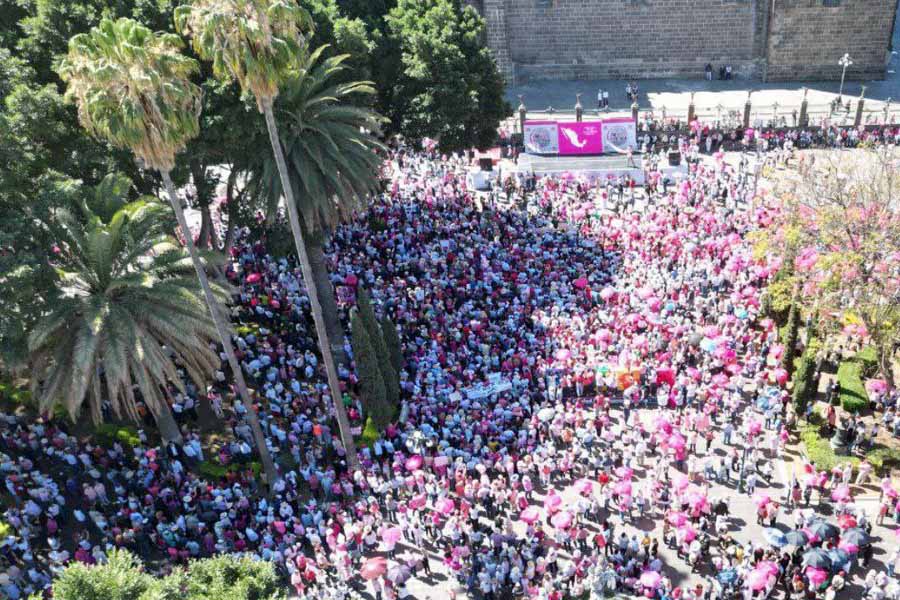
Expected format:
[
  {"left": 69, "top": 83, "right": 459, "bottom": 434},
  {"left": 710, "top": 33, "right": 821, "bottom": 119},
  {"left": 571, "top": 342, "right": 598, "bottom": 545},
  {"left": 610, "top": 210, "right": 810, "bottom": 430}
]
[
  {"left": 93, "top": 424, "right": 141, "bottom": 450},
  {"left": 865, "top": 446, "right": 900, "bottom": 476},
  {"left": 837, "top": 359, "right": 869, "bottom": 413},
  {"left": 197, "top": 460, "right": 261, "bottom": 481},
  {"left": 800, "top": 414, "right": 860, "bottom": 473}
]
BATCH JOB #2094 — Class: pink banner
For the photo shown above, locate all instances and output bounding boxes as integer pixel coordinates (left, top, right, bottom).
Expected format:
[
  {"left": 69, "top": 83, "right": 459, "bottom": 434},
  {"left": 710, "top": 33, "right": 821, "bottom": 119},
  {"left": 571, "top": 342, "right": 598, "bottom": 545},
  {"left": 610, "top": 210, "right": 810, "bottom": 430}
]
[{"left": 557, "top": 122, "right": 604, "bottom": 155}]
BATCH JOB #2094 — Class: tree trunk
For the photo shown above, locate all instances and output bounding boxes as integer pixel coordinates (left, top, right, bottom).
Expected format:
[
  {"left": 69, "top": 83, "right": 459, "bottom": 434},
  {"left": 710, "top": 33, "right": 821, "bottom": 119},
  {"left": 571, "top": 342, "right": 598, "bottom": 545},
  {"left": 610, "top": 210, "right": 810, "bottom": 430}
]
[
  {"left": 198, "top": 202, "right": 213, "bottom": 250},
  {"left": 261, "top": 99, "right": 360, "bottom": 471},
  {"left": 161, "top": 171, "right": 278, "bottom": 487},
  {"left": 879, "top": 343, "right": 896, "bottom": 390},
  {"left": 196, "top": 395, "right": 221, "bottom": 432},
  {"left": 190, "top": 159, "right": 212, "bottom": 249},
  {"left": 305, "top": 229, "right": 348, "bottom": 365},
  {"left": 155, "top": 404, "right": 183, "bottom": 446}
]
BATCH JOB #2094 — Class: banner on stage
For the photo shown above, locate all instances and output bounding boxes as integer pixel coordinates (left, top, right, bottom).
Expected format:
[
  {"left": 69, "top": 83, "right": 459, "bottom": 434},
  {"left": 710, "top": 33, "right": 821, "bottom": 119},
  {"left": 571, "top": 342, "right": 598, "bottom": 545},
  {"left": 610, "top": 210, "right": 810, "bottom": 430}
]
[
  {"left": 558, "top": 122, "right": 604, "bottom": 155},
  {"left": 523, "top": 121, "right": 559, "bottom": 154},
  {"left": 600, "top": 118, "right": 638, "bottom": 153},
  {"left": 524, "top": 118, "right": 637, "bottom": 156}
]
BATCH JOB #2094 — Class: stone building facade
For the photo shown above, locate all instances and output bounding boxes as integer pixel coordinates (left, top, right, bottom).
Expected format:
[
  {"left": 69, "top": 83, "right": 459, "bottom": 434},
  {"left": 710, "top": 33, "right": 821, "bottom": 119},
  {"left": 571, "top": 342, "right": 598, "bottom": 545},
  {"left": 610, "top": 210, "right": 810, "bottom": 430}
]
[{"left": 475, "top": 0, "right": 896, "bottom": 83}]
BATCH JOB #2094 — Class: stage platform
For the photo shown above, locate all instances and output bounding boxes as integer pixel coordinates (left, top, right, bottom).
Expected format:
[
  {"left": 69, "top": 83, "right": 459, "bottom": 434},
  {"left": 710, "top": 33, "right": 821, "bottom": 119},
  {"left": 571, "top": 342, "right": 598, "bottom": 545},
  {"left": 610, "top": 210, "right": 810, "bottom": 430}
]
[{"left": 515, "top": 153, "right": 687, "bottom": 184}]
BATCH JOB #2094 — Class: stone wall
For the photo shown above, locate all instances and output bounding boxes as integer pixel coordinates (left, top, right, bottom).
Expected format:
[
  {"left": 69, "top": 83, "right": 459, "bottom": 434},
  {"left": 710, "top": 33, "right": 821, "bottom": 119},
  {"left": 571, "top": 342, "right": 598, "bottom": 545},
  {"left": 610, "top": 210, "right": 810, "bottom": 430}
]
[
  {"left": 501, "top": 0, "right": 766, "bottom": 82},
  {"left": 765, "top": 0, "right": 896, "bottom": 81},
  {"left": 476, "top": 0, "right": 896, "bottom": 83}
]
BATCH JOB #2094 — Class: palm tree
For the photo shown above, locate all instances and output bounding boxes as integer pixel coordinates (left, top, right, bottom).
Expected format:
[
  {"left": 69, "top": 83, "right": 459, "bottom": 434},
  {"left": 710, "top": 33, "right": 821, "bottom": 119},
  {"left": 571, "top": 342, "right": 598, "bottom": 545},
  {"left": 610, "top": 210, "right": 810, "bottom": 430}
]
[
  {"left": 176, "top": 0, "right": 361, "bottom": 469},
  {"left": 58, "top": 17, "right": 278, "bottom": 482},
  {"left": 251, "top": 47, "right": 385, "bottom": 361},
  {"left": 28, "top": 194, "right": 222, "bottom": 444}
]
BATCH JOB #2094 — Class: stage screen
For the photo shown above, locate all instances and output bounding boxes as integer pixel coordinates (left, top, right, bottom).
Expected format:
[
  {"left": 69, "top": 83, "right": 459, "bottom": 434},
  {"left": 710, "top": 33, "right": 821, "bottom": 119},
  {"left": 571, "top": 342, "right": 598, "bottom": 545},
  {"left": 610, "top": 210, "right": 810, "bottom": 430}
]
[{"left": 524, "top": 118, "right": 637, "bottom": 155}]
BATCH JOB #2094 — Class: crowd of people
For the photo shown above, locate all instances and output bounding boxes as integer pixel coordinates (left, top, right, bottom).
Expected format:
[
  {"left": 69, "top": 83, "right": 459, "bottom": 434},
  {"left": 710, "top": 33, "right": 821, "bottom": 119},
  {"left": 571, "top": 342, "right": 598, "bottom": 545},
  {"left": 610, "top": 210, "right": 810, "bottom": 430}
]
[{"left": 2, "top": 131, "right": 899, "bottom": 600}]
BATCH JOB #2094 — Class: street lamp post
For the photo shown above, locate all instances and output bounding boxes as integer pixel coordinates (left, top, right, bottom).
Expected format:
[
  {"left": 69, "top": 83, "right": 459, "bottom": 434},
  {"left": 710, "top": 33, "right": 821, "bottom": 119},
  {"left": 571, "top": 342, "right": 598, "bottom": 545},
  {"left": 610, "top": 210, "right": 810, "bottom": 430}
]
[{"left": 838, "top": 53, "right": 853, "bottom": 103}]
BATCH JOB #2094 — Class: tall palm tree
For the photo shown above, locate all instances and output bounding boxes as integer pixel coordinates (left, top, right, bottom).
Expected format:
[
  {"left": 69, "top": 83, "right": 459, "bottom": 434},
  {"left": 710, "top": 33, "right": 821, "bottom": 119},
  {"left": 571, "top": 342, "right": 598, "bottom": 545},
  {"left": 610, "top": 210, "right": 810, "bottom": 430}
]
[
  {"left": 28, "top": 195, "right": 222, "bottom": 444},
  {"left": 176, "top": 0, "right": 361, "bottom": 469},
  {"left": 58, "top": 17, "right": 277, "bottom": 483},
  {"left": 252, "top": 47, "right": 385, "bottom": 360}
]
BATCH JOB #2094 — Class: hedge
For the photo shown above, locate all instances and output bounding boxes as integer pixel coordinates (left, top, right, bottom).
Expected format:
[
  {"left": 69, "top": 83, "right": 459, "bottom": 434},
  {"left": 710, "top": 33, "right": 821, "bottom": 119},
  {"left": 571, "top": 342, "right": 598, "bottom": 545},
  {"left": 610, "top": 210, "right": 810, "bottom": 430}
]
[
  {"left": 358, "top": 417, "right": 380, "bottom": 448},
  {"left": 865, "top": 446, "right": 900, "bottom": 476},
  {"left": 93, "top": 424, "right": 141, "bottom": 450},
  {"left": 800, "top": 420, "right": 859, "bottom": 473},
  {"left": 837, "top": 359, "right": 869, "bottom": 413},
  {"left": 855, "top": 346, "right": 879, "bottom": 378},
  {"left": 197, "top": 460, "right": 262, "bottom": 481}
]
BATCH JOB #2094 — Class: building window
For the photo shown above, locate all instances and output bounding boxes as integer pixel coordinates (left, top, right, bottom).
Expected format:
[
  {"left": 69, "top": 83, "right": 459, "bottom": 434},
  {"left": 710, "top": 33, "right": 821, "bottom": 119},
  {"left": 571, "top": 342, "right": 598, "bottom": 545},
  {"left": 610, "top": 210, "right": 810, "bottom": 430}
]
[{"left": 822, "top": 0, "right": 841, "bottom": 6}]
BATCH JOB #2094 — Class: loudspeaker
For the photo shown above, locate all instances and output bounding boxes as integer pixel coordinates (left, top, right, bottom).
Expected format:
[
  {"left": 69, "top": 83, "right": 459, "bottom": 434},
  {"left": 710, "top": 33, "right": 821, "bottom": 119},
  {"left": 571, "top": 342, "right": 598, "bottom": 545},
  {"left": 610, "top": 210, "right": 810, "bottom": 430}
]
[
  {"left": 479, "top": 158, "right": 493, "bottom": 171},
  {"left": 668, "top": 151, "right": 682, "bottom": 167}
]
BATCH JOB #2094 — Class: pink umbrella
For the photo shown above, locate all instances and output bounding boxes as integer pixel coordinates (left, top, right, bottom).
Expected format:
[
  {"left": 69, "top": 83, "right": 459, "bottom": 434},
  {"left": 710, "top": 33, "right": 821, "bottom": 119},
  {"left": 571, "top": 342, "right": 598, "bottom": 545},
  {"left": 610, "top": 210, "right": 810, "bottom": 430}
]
[
  {"left": 837, "top": 513, "right": 857, "bottom": 529},
  {"left": 748, "top": 420, "right": 762, "bottom": 436},
  {"left": 746, "top": 569, "right": 770, "bottom": 591},
  {"left": 574, "top": 277, "right": 588, "bottom": 289},
  {"left": 838, "top": 540, "right": 859, "bottom": 554},
  {"left": 867, "top": 379, "right": 889, "bottom": 394},
  {"left": 831, "top": 484, "right": 852, "bottom": 503},
  {"left": 614, "top": 481, "right": 632, "bottom": 496},
  {"left": 753, "top": 493, "right": 772, "bottom": 507},
  {"left": 520, "top": 506, "right": 541, "bottom": 524},
  {"left": 667, "top": 512, "right": 688, "bottom": 527},
  {"left": 671, "top": 472, "right": 690, "bottom": 491},
  {"left": 574, "top": 479, "right": 594, "bottom": 495},
  {"left": 404, "top": 455, "right": 423, "bottom": 471},
  {"left": 246, "top": 272, "right": 262, "bottom": 284},
  {"left": 679, "top": 524, "right": 697, "bottom": 542},
  {"left": 382, "top": 527, "right": 402, "bottom": 545},
  {"left": 544, "top": 493, "right": 563, "bottom": 513},
  {"left": 614, "top": 467, "right": 633, "bottom": 481},
  {"left": 712, "top": 373, "right": 729, "bottom": 387},
  {"left": 600, "top": 287, "right": 615, "bottom": 300},
  {"left": 757, "top": 561, "right": 780, "bottom": 577},
  {"left": 805, "top": 566, "right": 828, "bottom": 587},
  {"left": 554, "top": 349, "right": 571, "bottom": 361},
  {"left": 772, "top": 368, "right": 789, "bottom": 386},
  {"left": 433, "top": 456, "right": 449, "bottom": 468},
  {"left": 360, "top": 557, "right": 388, "bottom": 580},
  {"left": 436, "top": 498, "right": 455, "bottom": 515},
  {"left": 668, "top": 434, "right": 686, "bottom": 450},
  {"left": 551, "top": 511, "right": 574, "bottom": 529},
  {"left": 639, "top": 571, "right": 662, "bottom": 589},
  {"left": 409, "top": 494, "right": 427, "bottom": 510}
]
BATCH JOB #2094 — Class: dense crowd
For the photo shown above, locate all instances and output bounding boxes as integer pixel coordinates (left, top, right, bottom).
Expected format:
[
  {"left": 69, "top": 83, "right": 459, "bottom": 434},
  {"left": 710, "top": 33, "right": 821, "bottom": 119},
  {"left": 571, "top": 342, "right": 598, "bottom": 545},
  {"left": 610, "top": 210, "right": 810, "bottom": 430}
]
[{"left": 2, "top": 136, "right": 899, "bottom": 600}]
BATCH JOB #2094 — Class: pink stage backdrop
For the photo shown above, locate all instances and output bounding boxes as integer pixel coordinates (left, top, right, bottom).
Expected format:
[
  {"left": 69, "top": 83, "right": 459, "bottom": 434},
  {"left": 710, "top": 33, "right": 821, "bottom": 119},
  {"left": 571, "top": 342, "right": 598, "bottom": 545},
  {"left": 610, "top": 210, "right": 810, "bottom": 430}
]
[{"left": 557, "top": 122, "right": 604, "bottom": 155}]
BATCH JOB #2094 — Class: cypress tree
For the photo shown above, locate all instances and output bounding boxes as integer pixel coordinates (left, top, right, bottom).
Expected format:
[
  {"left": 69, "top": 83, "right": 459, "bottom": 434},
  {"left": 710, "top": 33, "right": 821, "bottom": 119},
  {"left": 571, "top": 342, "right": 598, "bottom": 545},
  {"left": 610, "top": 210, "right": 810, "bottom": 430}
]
[
  {"left": 357, "top": 288, "right": 400, "bottom": 410},
  {"left": 350, "top": 312, "right": 390, "bottom": 430},
  {"left": 783, "top": 300, "right": 800, "bottom": 377},
  {"left": 381, "top": 316, "right": 403, "bottom": 375}
]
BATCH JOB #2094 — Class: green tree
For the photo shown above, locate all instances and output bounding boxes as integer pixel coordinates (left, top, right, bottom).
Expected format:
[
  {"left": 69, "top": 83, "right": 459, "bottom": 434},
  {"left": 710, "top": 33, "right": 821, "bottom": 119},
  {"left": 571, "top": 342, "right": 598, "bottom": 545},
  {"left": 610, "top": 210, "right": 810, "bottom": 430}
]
[
  {"left": 351, "top": 311, "right": 390, "bottom": 430},
  {"left": 792, "top": 339, "right": 821, "bottom": 415},
  {"left": 385, "top": 0, "right": 508, "bottom": 152},
  {"left": 251, "top": 47, "right": 384, "bottom": 360},
  {"left": 356, "top": 287, "right": 398, "bottom": 408},
  {"left": 782, "top": 292, "right": 800, "bottom": 378},
  {"left": 49, "top": 550, "right": 286, "bottom": 600},
  {"left": 58, "top": 17, "right": 276, "bottom": 478},
  {"left": 27, "top": 190, "right": 219, "bottom": 443},
  {"left": 381, "top": 316, "right": 403, "bottom": 375},
  {"left": 51, "top": 549, "right": 153, "bottom": 600},
  {"left": 176, "top": 0, "right": 361, "bottom": 469}
]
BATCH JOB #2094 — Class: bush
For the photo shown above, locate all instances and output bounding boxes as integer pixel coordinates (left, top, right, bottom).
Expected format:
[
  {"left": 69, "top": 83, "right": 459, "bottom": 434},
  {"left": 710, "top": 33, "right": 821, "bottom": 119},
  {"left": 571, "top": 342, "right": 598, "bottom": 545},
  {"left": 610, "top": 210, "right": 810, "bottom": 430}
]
[
  {"left": 196, "top": 460, "right": 261, "bottom": 481},
  {"left": 0, "top": 378, "right": 32, "bottom": 408},
  {"left": 855, "top": 346, "right": 879, "bottom": 378},
  {"left": 93, "top": 424, "right": 141, "bottom": 450},
  {"left": 865, "top": 446, "right": 900, "bottom": 476},
  {"left": 358, "top": 416, "right": 380, "bottom": 448},
  {"left": 837, "top": 359, "right": 869, "bottom": 413},
  {"left": 800, "top": 420, "right": 860, "bottom": 473}
]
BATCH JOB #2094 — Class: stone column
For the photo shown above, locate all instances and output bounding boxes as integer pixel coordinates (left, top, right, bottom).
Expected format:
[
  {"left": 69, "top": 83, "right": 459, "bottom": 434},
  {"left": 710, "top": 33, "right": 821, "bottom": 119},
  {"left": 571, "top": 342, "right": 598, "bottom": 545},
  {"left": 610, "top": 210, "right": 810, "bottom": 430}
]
[
  {"left": 483, "top": 0, "right": 514, "bottom": 83},
  {"left": 799, "top": 88, "right": 809, "bottom": 127},
  {"left": 743, "top": 92, "right": 752, "bottom": 129},
  {"left": 854, "top": 86, "right": 866, "bottom": 127},
  {"left": 687, "top": 92, "right": 696, "bottom": 123},
  {"left": 518, "top": 96, "right": 527, "bottom": 135},
  {"left": 575, "top": 94, "right": 583, "bottom": 122}
]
